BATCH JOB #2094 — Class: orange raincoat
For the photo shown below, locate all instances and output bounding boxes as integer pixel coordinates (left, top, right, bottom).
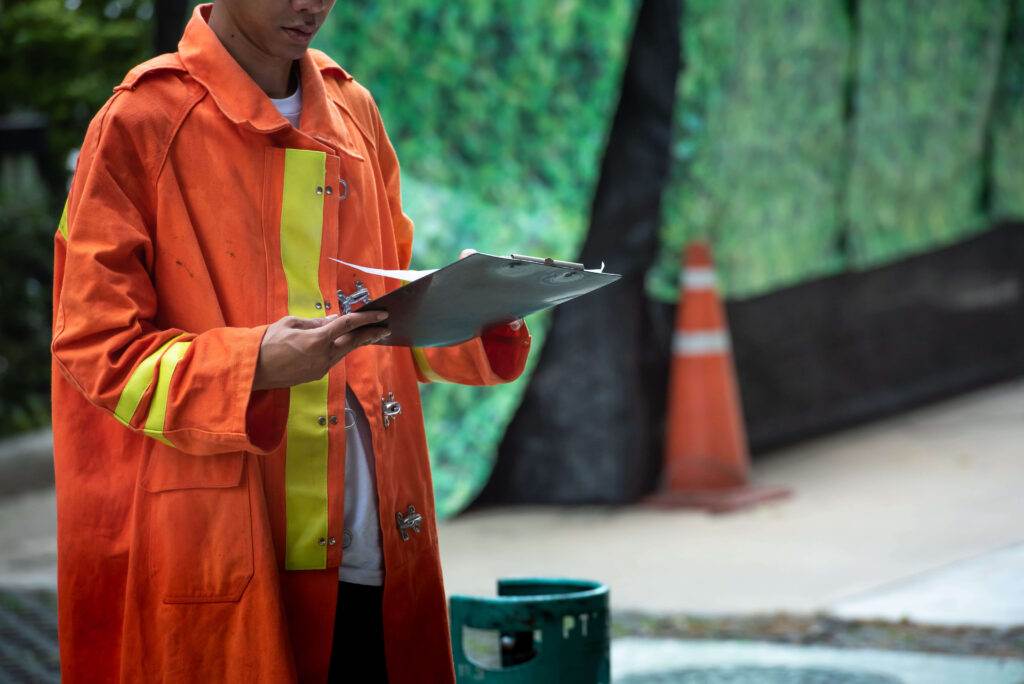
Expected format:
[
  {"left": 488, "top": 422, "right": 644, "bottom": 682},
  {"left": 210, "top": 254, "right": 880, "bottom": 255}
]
[{"left": 50, "top": 5, "right": 530, "bottom": 682}]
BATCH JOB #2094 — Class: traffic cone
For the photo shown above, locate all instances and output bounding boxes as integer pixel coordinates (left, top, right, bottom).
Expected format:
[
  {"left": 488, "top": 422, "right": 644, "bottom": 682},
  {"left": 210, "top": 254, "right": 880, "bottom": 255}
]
[{"left": 647, "top": 242, "right": 790, "bottom": 512}]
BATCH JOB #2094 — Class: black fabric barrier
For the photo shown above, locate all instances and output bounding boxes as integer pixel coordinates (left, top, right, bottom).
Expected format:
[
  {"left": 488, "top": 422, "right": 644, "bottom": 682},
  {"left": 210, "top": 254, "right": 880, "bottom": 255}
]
[
  {"left": 474, "top": 0, "right": 683, "bottom": 507},
  {"left": 480, "top": 221, "right": 1024, "bottom": 507},
  {"left": 731, "top": 221, "right": 1024, "bottom": 451}
]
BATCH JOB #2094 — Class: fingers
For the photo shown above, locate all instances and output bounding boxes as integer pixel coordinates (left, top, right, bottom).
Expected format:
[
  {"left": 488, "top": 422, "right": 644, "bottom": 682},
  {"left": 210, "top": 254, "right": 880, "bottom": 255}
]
[
  {"left": 331, "top": 325, "right": 391, "bottom": 362},
  {"left": 277, "top": 314, "right": 339, "bottom": 331},
  {"left": 305, "top": 314, "right": 340, "bottom": 328},
  {"left": 321, "top": 310, "right": 388, "bottom": 338}
]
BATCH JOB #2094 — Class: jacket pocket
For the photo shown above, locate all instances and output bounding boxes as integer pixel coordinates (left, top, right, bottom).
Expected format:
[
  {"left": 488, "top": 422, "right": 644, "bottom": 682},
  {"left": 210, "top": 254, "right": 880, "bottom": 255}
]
[{"left": 142, "top": 447, "right": 254, "bottom": 603}]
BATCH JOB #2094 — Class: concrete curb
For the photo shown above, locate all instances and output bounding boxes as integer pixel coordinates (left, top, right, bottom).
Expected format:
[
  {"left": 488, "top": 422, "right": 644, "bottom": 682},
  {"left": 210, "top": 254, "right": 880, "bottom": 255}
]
[{"left": 0, "top": 429, "right": 54, "bottom": 496}]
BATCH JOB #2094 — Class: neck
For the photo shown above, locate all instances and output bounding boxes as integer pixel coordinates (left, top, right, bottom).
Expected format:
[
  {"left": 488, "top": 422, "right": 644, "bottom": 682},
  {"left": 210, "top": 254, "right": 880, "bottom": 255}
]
[{"left": 208, "top": 5, "right": 296, "bottom": 98}]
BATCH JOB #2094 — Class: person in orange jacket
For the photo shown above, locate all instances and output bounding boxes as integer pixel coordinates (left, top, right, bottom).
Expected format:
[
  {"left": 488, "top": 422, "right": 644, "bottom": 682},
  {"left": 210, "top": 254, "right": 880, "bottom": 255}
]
[{"left": 50, "top": 1, "right": 531, "bottom": 681}]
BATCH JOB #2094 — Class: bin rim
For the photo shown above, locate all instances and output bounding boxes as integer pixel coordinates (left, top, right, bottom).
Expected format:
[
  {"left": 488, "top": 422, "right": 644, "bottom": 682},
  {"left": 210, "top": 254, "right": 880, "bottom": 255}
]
[{"left": 449, "top": 576, "right": 609, "bottom": 605}]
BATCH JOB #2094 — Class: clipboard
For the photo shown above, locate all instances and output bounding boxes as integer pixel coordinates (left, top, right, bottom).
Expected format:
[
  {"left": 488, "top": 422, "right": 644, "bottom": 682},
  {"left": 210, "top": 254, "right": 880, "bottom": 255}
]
[{"left": 337, "top": 253, "right": 620, "bottom": 347}]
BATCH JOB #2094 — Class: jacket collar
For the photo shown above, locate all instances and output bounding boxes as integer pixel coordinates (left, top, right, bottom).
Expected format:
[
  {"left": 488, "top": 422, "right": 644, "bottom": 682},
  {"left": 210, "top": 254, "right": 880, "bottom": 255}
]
[{"left": 179, "top": 4, "right": 364, "bottom": 160}]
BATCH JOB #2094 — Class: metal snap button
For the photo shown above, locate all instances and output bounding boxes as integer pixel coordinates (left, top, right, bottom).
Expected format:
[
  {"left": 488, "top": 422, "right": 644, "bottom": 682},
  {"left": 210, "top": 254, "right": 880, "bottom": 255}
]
[
  {"left": 329, "top": 415, "right": 339, "bottom": 425},
  {"left": 314, "top": 301, "right": 323, "bottom": 310},
  {"left": 382, "top": 392, "right": 402, "bottom": 429},
  {"left": 395, "top": 506, "right": 422, "bottom": 541},
  {"left": 325, "top": 185, "right": 333, "bottom": 195},
  {"left": 317, "top": 537, "right": 327, "bottom": 546},
  {"left": 315, "top": 186, "right": 324, "bottom": 196},
  {"left": 337, "top": 281, "right": 370, "bottom": 314},
  {"left": 324, "top": 301, "right": 332, "bottom": 310},
  {"left": 395, "top": 505, "right": 423, "bottom": 541},
  {"left": 317, "top": 416, "right": 327, "bottom": 427},
  {"left": 327, "top": 536, "right": 337, "bottom": 546}
]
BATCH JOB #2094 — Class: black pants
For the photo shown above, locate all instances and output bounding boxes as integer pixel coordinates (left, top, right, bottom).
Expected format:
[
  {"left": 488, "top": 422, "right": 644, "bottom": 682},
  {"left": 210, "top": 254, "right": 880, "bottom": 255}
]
[{"left": 328, "top": 581, "right": 388, "bottom": 683}]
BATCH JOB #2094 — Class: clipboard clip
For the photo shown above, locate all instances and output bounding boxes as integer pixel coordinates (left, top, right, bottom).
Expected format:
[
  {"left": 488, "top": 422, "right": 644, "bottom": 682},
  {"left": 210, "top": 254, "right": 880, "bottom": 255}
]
[
  {"left": 509, "top": 254, "right": 585, "bottom": 271},
  {"left": 337, "top": 280, "right": 372, "bottom": 314}
]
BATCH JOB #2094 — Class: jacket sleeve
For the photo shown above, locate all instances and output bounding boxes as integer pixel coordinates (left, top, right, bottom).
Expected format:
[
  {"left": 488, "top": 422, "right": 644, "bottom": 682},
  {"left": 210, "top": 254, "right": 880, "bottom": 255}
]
[
  {"left": 371, "top": 97, "right": 531, "bottom": 385},
  {"left": 51, "top": 93, "right": 286, "bottom": 456}
]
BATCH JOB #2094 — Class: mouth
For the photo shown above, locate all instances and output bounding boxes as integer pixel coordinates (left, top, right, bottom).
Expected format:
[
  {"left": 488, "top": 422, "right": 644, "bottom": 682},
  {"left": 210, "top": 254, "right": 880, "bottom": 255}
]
[{"left": 282, "top": 25, "right": 315, "bottom": 44}]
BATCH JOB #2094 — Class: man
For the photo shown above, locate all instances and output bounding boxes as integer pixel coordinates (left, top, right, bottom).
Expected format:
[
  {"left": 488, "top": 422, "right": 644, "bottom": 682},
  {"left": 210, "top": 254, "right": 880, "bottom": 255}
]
[{"left": 50, "top": 1, "right": 530, "bottom": 681}]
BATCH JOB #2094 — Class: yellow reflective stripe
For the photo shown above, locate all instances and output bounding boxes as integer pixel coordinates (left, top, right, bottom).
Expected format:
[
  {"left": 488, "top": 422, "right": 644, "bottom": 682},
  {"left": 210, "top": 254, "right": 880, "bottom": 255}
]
[
  {"left": 411, "top": 346, "right": 445, "bottom": 383},
  {"left": 280, "top": 148, "right": 330, "bottom": 570},
  {"left": 113, "top": 334, "right": 185, "bottom": 427},
  {"left": 57, "top": 200, "right": 69, "bottom": 239},
  {"left": 281, "top": 149, "right": 328, "bottom": 319},
  {"left": 141, "top": 339, "right": 192, "bottom": 447}
]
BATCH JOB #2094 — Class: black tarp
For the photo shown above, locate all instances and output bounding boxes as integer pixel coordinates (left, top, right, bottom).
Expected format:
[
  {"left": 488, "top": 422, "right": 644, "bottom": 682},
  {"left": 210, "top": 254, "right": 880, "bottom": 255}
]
[
  {"left": 475, "top": 0, "right": 683, "bottom": 506},
  {"left": 475, "top": 0, "right": 1024, "bottom": 508},
  {"left": 732, "top": 222, "right": 1024, "bottom": 451}
]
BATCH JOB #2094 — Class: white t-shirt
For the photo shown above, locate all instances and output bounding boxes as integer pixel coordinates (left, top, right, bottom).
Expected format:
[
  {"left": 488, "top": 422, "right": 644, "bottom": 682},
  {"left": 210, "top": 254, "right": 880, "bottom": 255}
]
[
  {"left": 270, "top": 83, "right": 302, "bottom": 128},
  {"left": 340, "top": 386, "right": 384, "bottom": 586},
  {"left": 269, "top": 91, "right": 385, "bottom": 586}
]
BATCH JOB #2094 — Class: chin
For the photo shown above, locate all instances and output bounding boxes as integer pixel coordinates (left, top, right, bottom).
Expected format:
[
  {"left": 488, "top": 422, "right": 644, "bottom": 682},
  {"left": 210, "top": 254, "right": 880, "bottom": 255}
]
[{"left": 273, "top": 43, "right": 310, "bottom": 61}]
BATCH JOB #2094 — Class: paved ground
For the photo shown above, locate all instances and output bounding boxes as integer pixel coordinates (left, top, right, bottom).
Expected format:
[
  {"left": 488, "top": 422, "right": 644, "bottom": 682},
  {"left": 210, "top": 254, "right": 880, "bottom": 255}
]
[
  {"left": 0, "top": 490, "right": 55, "bottom": 590},
  {"left": 2, "top": 380, "right": 1023, "bottom": 618},
  {"left": 1, "top": 379, "right": 1023, "bottom": 681},
  {"left": 439, "top": 378, "right": 1024, "bottom": 624},
  {"left": 612, "top": 639, "right": 1024, "bottom": 683}
]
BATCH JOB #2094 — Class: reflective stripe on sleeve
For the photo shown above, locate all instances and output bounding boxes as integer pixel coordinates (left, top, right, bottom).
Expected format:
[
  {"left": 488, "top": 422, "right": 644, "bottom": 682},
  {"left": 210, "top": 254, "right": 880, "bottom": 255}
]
[
  {"left": 411, "top": 346, "right": 445, "bottom": 383},
  {"left": 113, "top": 334, "right": 186, "bottom": 428},
  {"left": 141, "top": 339, "right": 192, "bottom": 447},
  {"left": 57, "top": 200, "right": 69, "bottom": 240}
]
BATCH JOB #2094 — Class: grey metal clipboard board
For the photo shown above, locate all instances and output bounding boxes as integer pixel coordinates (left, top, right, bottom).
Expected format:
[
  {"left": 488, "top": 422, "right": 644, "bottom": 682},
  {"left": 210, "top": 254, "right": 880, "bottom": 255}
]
[{"left": 342, "top": 253, "right": 620, "bottom": 347}]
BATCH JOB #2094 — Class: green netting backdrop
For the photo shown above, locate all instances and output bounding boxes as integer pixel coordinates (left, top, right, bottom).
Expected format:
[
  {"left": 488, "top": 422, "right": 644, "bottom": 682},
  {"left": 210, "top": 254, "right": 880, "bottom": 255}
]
[
  {"left": 651, "top": 0, "right": 1023, "bottom": 301},
  {"left": 993, "top": 0, "right": 1024, "bottom": 220},
  {"left": 649, "top": 0, "right": 851, "bottom": 300},
  {"left": 846, "top": 0, "right": 1008, "bottom": 268},
  {"left": 314, "top": 0, "right": 1024, "bottom": 516},
  {"left": 315, "top": 1, "right": 637, "bottom": 517}
]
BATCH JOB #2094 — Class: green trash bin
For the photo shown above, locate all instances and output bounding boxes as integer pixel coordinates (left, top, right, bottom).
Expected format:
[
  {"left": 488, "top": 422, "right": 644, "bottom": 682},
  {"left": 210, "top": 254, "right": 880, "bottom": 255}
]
[{"left": 449, "top": 578, "right": 610, "bottom": 683}]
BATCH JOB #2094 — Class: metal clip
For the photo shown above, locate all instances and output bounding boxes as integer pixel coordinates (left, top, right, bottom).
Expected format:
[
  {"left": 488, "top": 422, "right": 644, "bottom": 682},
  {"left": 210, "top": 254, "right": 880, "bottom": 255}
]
[
  {"left": 337, "top": 280, "right": 371, "bottom": 314},
  {"left": 382, "top": 392, "right": 402, "bottom": 428},
  {"left": 395, "top": 505, "right": 423, "bottom": 541},
  {"left": 509, "top": 253, "right": 585, "bottom": 271}
]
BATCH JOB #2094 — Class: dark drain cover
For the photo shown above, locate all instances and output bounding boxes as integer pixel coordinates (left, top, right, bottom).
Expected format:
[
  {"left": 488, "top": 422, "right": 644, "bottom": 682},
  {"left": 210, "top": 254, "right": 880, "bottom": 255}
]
[
  {"left": 0, "top": 588, "right": 60, "bottom": 683},
  {"left": 618, "top": 666, "right": 903, "bottom": 684}
]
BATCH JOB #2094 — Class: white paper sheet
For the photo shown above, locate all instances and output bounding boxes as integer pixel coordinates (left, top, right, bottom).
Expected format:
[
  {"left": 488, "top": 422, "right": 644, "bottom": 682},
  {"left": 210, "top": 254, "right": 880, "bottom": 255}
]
[
  {"left": 331, "top": 258, "right": 436, "bottom": 282},
  {"left": 331, "top": 255, "right": 605, "bottom": 279}
]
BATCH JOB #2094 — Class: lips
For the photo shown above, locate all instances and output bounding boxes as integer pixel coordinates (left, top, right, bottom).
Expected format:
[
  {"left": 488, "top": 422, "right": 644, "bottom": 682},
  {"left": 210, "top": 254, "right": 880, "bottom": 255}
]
[{"left": 282, "top": 25, "right": 315, "bottom": 43}]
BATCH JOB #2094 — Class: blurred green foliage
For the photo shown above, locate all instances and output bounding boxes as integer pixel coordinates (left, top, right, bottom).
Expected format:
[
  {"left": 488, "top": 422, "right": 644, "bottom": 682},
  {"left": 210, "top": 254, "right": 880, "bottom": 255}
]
[
  {"left": 650, "top": 0, "right": 850, "bottom": 300},
  {"left": 5, "top": 0, "right": 1022, "bottom": 518},
  {"left": 992, "top": 0, "right": 1024, "bottom": 220},
  {"left": 846, "top": 0, "right": 1008, "bottom": 268},
  {"left": 0, "top": 0, "right": 152, "bottom": 181},
  {"left": 0, "top": 160, "right": 54, "bottom": 435},
  {"left": 315, "top": 2, "right": 638, "bottom": 516},
  {"left": 652, "top": 0, "right": 1023, "bottom": 301},
  {"left": 0, "top": 0, "right": 152, "bottom": 436}
]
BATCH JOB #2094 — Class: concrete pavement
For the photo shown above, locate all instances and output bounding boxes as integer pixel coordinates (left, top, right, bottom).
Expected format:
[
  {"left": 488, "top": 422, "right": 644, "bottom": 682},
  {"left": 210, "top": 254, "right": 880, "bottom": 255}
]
[
  {"left": 2, "top": 378, "right": 1023, "bottom": 628},
  {"left": 439, "top": 378, "right": 1024, "bottom": 625}
]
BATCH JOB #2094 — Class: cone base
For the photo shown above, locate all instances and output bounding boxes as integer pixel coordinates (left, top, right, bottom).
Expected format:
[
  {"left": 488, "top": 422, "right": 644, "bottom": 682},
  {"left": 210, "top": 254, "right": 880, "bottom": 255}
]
[{"left": 645, "top": 485, "right": 791, "bottom": 514}]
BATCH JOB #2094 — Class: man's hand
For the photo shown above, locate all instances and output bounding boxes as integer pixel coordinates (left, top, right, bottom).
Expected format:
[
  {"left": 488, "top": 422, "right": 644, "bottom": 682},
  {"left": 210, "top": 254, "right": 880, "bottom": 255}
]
[{"left": 253, "top": 312, "right": 389, "bottom": 390}]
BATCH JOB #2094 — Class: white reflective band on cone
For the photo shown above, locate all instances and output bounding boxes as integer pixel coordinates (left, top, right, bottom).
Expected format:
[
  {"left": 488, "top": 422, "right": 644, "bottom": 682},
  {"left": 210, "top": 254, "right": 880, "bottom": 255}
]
[
  {"left": 672, "top": 330, "right": 731, "bottom": 356},
  {"left": 679, "top": 267, "right": 716, "bottom": 290}
]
